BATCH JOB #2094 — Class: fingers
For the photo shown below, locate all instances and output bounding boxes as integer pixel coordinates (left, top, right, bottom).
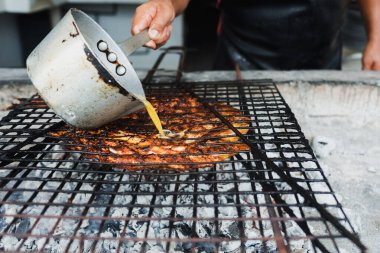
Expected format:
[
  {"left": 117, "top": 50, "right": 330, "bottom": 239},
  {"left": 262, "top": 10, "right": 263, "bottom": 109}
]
[
  {"left": 362, "top": 41, "right": 380, "bottom": 71},
  {"left": 362, "top": 61, "right": 380, "bottom": 71},
  {"left": 131, "top": 1, "right": 175, "bottom": 49},
  {"left": 374, "top": 62, "right": 380, "bottom": 71},
  {"left": 148, "top": 4, "right": 175, "bottom": 40},
  {"left": 371, "top": 62, "right": 380, "bottom": 71},
  {"left": 142, "top": 25, "right": 172, "bottom": 49},
  {"left": 132, "top": 3, "right": 157, "bottom": 34},
  {"left": 154, "top": 24, "right": 173, "bottom": 46},
  {"left": 362, "top": 57, "right": 373, "bottom": 70},
  {"left": 362, "top": 56, "right": 380, "bottom": 71},
  {"left": 362, "top": 49, "right": 375, "bottom": 70},
  {"left": 145, "top": 40, "right": 157, "bottom": 49}
]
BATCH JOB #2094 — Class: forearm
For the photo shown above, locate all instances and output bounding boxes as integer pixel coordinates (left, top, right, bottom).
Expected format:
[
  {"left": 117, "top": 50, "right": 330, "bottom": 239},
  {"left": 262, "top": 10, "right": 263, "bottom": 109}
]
[
  {"left": 358, "top": 0, "right": 380, "bottom": 42},
  {"left": 170, "top": 0, "right": 191, "bottom": 16},
  {"left": 132, "top": 0, "right": 190, "bottom": 48}
]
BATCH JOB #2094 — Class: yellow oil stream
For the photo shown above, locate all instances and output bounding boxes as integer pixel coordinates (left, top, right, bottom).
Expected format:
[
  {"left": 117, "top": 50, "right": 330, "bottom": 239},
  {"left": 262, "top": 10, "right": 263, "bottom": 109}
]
[{"left": 144, "top": 100, "right": 164, "bottom": 136}]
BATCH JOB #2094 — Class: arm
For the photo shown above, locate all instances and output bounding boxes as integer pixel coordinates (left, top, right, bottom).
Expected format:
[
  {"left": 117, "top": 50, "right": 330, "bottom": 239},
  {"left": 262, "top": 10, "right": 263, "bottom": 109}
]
[
  {"left": 132, "top": 0, "right": 190, "bottom": 49},
  {"left": 358, "top": 0, "right": 380, "bottom": 70}
]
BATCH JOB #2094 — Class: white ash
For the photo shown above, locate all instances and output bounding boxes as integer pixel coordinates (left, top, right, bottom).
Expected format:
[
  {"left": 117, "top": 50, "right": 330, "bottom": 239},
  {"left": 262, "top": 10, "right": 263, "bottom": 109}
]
[
  {"left": 311, "top": 136, "right": 336, "bottom": 159},
  {"left": 367, "top": 167, "right": 377, "bottom": 173},
  {"left": 0, "top": 145, "right": 350, "bottom": 253}
]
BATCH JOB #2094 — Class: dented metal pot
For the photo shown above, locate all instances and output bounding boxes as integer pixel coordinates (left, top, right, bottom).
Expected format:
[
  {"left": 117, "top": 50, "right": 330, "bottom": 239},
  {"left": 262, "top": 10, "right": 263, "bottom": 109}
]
[{"left": 26, "top": 8, "right": 150, "bottom": 129}]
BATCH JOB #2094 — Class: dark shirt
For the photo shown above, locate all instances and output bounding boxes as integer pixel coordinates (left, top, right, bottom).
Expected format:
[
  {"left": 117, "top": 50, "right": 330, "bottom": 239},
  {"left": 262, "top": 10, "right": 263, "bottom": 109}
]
[{"left": 214, "top": 0, "right": 351, "bottom": 70}]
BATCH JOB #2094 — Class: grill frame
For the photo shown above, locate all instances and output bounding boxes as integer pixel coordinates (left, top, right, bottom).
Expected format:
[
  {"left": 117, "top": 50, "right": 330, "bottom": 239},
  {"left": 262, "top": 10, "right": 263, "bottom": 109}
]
[{"left": 0, "top": 48, "right": 366, "bottom": 252}]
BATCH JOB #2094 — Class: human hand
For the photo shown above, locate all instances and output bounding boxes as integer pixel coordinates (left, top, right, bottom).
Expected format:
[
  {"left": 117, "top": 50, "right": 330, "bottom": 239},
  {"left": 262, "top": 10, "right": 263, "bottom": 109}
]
[
  {"left": 132, "top": 0, "right": 175, "bottom": 49},
  {"left": 362, "top": 40, "right": 380, "bottom": 70}
]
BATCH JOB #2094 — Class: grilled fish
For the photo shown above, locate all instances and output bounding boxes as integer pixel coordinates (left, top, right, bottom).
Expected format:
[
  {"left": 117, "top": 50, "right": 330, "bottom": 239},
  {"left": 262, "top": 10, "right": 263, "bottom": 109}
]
[{"left": 49, "top": 96, "right": 250, "bottom": 171}]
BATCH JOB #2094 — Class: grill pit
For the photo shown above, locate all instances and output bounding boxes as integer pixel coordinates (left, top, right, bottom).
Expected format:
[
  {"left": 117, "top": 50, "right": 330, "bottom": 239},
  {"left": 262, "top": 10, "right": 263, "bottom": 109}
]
[{"left": 0, "top": 50, "right": 376, "bottom": 253}]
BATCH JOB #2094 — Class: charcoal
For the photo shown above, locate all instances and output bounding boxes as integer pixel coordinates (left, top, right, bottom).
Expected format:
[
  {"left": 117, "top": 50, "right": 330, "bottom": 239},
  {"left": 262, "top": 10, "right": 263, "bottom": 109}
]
[
  {"left": 0, "top": 78, "right": 360, "bottom": 252},
  {"left": 177, "top": 242, "right": 192, "bottom": 252},
  {"left": 8, "top": 191, "right": 24, "bottom": 202},
  {"left": 195, "top": 242, "right": 216, "bottom": 253},
  {"left": 103, "top": 220, "right": 120, "bottom": 237},
  {"left": 14, "top": 218, "right": 30, "bottom": 236},
  {"left": 174, "top": 222, "right": 192, "bottom": 237},
  {"left": 220, "top": 240, "right": 241, "bottom": 252},
  {"left": 256, "top": 245, "right": 277, "bottom": 253}
]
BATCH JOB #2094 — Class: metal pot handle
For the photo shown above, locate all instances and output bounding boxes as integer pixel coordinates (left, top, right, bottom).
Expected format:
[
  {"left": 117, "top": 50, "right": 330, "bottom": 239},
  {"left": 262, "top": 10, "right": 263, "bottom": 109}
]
[{"left": 117, "top": 30, "right": 151, "bottom": 57}]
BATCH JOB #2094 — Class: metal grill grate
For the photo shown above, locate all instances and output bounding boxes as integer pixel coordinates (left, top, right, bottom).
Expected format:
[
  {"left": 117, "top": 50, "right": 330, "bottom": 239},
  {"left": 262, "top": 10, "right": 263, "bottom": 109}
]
[{"left": 0, "top": 49, "right": 366, "bottom": 252}]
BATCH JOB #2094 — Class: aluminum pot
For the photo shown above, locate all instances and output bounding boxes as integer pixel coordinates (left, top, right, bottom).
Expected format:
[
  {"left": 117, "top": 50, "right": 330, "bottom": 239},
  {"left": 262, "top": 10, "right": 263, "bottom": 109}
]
[{"left": 26, "top": 8, "right": 150, "bottom": 129}]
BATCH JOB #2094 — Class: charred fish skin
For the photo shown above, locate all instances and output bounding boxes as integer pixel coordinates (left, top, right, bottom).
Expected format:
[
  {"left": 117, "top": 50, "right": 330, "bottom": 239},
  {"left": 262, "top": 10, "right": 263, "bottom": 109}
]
[{"left": 49, "top": 96, "right": 250, "bottom": 171}]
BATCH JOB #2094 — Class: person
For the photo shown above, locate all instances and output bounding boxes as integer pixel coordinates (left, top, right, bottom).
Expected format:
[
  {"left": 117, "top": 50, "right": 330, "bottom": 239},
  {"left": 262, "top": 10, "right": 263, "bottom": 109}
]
[{"left": 131, "top": 0, "right": 380, "bottom": 71}]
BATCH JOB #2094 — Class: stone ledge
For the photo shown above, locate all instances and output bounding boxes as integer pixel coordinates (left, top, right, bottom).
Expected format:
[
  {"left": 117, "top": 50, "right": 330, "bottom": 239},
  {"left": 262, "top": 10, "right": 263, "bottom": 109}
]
[
  {"left": 183, "top": 70, "right": 380, "bottom": 86},
  {"left": 2, "top": 68, "right": 380, "bottom": 86}
]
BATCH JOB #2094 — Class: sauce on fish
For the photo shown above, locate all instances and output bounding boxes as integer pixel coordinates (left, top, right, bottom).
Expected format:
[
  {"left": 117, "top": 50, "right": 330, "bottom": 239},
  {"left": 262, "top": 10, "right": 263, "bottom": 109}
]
[
  {"left": 144, "top": 100, "right": 164, "bottom": 136},
  {"left": 137, "top": 96, "right": 180, "bottom": 138}
]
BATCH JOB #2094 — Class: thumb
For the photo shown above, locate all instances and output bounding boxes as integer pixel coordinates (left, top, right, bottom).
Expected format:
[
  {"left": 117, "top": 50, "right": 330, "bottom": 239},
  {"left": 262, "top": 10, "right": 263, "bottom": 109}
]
[
  {"left": 149, "top": 27, "right": 162, "bottom": 40},
  {"left": 148, "top": 9, "right": 174, "bottom": 40}
]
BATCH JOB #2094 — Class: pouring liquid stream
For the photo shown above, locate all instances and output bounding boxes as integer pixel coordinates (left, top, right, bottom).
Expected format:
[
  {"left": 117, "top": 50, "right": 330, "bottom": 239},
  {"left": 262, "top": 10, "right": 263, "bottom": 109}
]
[
  {"left": 136, "top": 96, "right": 183, "bottom": 139},
  {"left": 144, "top": 100, "right": 165, "bottom": 136}
]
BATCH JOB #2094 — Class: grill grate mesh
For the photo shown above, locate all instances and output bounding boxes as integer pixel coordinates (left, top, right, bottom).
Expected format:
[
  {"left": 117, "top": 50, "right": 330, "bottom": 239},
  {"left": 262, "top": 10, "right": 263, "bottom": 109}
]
[{"left": 0, "top": 49, "right": 366, "bottom": 252}]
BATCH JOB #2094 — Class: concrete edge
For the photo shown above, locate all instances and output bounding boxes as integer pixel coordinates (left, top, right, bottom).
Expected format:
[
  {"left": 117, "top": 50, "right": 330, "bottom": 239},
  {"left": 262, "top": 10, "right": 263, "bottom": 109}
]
[
  {"left": 1, "top": 68, "right": 380, "bottom": 86},
  {"left": 183, "top": 70, "right": 380, "bottom": 86},
  {"left": 0, "top": 68, "right": 30, "bottom": 85}
]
